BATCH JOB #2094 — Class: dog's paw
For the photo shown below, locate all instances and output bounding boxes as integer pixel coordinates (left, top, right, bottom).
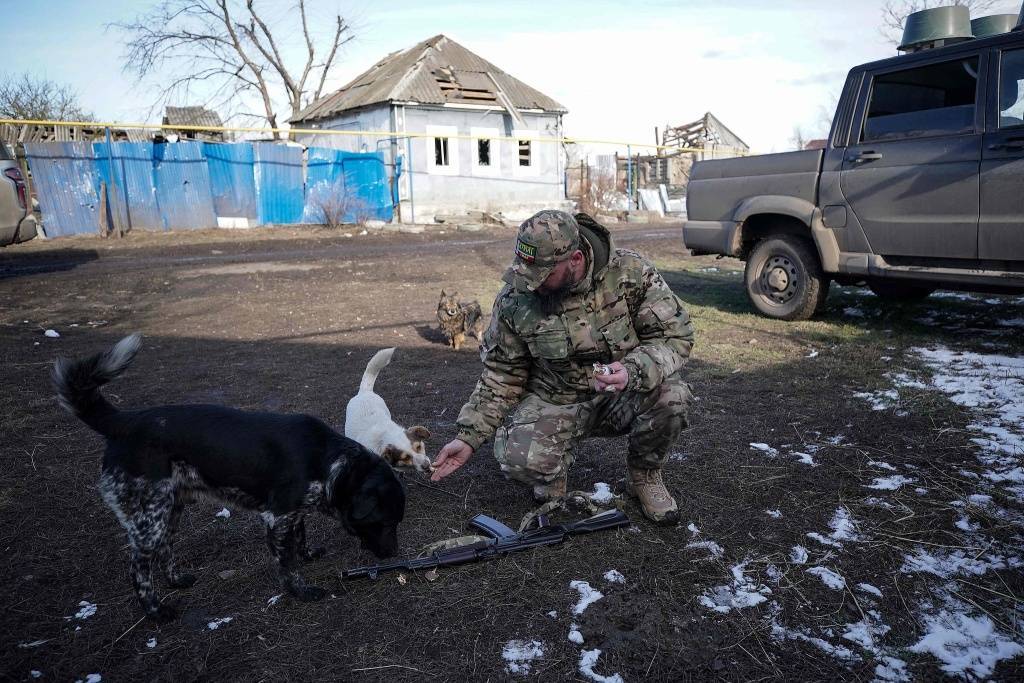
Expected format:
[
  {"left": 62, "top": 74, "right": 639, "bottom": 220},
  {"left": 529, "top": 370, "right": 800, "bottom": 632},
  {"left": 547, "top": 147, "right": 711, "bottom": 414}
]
[
  {"left": 147, "top": 604, "right": 178, "bottom": 623},
  {"left": 301, "top": 546, "right": 326, "bottom": 561},
  {"left": 168, "top": 573, "right": 197, "bottom": 589},
  {"left": 295, "top": 585, "right": 327, "bottom": 602}
]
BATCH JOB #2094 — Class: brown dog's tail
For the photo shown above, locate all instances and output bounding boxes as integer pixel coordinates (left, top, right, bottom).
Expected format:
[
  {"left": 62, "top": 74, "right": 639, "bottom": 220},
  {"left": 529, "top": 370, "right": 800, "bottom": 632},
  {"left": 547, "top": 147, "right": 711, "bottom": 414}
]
[{"left": 52, "top": 333, "right": 141, "bottom": 435}]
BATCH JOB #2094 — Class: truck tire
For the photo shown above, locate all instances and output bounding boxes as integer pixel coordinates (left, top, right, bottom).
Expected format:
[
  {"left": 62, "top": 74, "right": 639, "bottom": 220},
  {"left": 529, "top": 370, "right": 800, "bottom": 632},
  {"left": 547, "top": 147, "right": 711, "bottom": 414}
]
[
  {"left": 867, "top": 279, "right": 935, "bottom": 301},
  {"left": 744, "top": 236, "right": 828, "bottom": 321}
]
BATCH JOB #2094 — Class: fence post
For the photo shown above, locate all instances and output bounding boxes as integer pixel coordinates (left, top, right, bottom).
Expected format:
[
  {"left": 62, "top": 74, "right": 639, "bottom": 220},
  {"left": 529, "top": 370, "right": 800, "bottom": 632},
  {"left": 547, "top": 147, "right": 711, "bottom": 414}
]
[
  {"left": 103, "top": 127, "right": 126, "bottom": 237},
  {"left": 406, "top": 135, "right": 415, "bottom": 225},
  {"left": 626, "top": 145, "right": 632, "bottom": 211}
]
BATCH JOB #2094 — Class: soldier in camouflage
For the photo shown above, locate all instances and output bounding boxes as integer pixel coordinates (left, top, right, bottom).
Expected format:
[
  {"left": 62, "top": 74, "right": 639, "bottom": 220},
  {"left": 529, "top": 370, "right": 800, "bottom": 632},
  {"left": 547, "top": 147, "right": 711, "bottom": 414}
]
[{"left": 431, "top": 210, "right": 694, "bottom": 524}]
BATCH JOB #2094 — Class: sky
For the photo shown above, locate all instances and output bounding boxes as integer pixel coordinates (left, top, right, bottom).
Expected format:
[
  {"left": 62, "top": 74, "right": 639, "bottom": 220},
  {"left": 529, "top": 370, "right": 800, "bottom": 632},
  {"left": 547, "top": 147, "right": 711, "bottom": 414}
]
[{"left": 3, "top": 0, "right": 1021, "bottom": 153}]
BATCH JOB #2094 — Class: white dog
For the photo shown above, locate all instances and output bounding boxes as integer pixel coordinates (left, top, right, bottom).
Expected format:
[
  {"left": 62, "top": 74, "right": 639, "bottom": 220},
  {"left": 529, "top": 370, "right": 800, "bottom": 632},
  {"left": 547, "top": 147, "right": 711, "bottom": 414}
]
[{"left": 345, "top": 348, "right": 432, "bottom": 473}]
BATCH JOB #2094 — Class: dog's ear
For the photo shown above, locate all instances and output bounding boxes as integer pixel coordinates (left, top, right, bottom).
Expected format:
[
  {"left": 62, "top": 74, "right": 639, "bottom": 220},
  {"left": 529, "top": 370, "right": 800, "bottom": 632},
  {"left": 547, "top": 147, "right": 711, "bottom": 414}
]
[
  {"left": 406, "top": 425, "right": 431, "bottom": 442},
  {"left": 381, "top": 444, "right": 412, "bottom": 468},
  {"left": 440, "top": 288, "right": 449, "bottom": 297}
]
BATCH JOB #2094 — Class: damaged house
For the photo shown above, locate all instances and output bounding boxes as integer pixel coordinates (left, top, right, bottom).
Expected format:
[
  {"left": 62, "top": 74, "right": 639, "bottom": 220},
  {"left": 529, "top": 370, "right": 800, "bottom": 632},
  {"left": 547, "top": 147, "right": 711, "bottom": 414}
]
[{"left": 290, "top": 35, "right": 569, "bottom": 223}]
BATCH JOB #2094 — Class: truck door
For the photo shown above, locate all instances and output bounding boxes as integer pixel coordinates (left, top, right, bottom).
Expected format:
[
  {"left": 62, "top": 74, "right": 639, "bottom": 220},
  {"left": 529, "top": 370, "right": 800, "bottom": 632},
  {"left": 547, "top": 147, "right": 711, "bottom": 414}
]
[
  {"left": 840, "top": 53, "right": 983, "bottom": 259},
  {"left": 980, "top": 47, "right": 1024, "bottom": 261}
]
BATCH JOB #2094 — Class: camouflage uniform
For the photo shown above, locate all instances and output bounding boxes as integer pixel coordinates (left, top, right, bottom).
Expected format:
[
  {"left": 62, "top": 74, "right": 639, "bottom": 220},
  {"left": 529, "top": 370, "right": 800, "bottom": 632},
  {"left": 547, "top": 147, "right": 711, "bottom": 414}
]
[{"left": 455, "top": 211, "right": 695, "bottom": 487}]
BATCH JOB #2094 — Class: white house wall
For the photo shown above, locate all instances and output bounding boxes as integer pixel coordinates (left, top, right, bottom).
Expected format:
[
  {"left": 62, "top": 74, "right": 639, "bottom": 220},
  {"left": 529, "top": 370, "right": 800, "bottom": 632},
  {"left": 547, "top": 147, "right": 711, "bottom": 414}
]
[
  {"left": 295, "top": 105, "right": 568, "bottom": 223},
  {"left": 400, "top": 106, "right": 566, "bottom": 222},
  {"left": 293, "top": 105, "right": 394, "bottom": 155}
]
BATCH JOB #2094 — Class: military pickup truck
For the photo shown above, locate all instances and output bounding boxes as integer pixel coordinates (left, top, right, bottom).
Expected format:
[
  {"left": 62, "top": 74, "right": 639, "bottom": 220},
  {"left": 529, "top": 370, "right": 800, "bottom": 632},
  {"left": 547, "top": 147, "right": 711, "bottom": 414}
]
[{"left": 683, "top": 11, "right": 1024, "bottom": 320}]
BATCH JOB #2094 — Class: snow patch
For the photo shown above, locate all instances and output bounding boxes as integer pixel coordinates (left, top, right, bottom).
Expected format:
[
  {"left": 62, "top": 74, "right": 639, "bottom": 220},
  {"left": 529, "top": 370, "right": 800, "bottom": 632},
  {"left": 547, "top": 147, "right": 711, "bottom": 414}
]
[
  {"left": 807, "top": 566, "right": 846, "bottom": 590},
  {"left": 502, "top": 640, "right": 545, "bottom": 675},
  {"left": 771, "top": 620, "right": 858, "bottom": 662},
  {"left": 570, "top": 580, "right": 604, "bottom": 615},
  {"left": 749, "top": 442, "right": 779, "bottom": 457},
  {"left": 866, "top": 475, "right": 916, "bottom": 491},
  {"left": 911, "top": 346, "right": 1024, "bottom": 502},
  {"left": 792, "top": 452, "right": 817, "bottom": 466},
  {"left": 72, "top": 601, "right": 97, "bottom": 620},
  {"left": 568, "top": 624, "right": 584, "bottom": 645},
  {"left": 789, "top": 546, "right": 808, "bottom": 564},
  {"left": 603, "top": 569, "right": 625, "bottom": 584},
  {"left": 857, "top": 583, "right": 883, "bottom": 598},
  {"left": 900, "top": 547, "right": 1020, "bottom": 578},
  {"left": 854, "top": 389, "right": 899, "bottom": 411},
  {"left": 868, "top": 460, "right": 898, "bottom": 471},
  {"left": 842, "top": 610, "right": 890, "bottom": 652},
  {"left": 578, "top": 648, "right": 624, "bottom": 683},
  {"left": 909, "top": 610, "right": 1024, "bottom": 680},
  {"left": 873, "top": 656, "right": 910, "bottom": 682},
  {"left": 686, "top": 539, "right": 725, "bottom": 559},
  {"left": 699, "top": 562, "right": 772, "bottom": 613},
  {"left": 589, "top": 482, "right": 615, "bottom": 504},
  {"left": 766, "top": 509, "right": 783, "bottom": 518},
  {"left": 146, "top": 637, "right": 157, "bottom": 648},
  {"left": 215, "top": 507, "right": 231, "bottom": 518},
  {"left": 207, "top": 617, "right": 233, "bottom": 630},
  {"left": 807, "top": 506, "right": 861, "bottom": 547}
]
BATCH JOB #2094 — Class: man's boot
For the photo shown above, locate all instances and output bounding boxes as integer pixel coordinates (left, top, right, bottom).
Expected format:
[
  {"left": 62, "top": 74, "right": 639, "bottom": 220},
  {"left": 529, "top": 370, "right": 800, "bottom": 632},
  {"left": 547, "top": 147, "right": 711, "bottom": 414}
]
[
  {"left": 532, "top": 473, "right": 567, "bottom": 503},
  {"left": 627, "top": 467, "right": 679, "bottom": 525}
]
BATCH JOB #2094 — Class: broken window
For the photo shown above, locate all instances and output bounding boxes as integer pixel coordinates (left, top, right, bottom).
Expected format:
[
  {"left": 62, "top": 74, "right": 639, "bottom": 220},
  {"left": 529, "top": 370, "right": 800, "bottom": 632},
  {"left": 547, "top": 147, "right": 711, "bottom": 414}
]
[
  {"left": 477, "top": 138, "right": 491, "bottom": 166},
  {"left": 518, "top": 139, "right": 531, "bottom": 167},
  {"left": 434, "top": 136, "right": 450, "bottom": 166}
]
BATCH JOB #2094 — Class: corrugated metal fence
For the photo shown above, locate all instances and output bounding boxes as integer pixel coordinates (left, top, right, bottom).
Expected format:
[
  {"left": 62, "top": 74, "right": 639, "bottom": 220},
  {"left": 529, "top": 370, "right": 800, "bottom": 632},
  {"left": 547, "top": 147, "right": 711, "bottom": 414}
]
[{"left": 25, "top": 141, "right": 393, "bottom": 235}]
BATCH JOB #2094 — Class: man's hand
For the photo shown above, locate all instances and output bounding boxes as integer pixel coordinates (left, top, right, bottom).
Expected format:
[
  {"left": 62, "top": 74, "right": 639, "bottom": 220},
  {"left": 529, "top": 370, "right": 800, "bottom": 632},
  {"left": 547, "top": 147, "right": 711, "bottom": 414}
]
[
  {"left": 431, "top": 439, "right": 474, "bottom": 481},
  {"left": 593, "top": 361, "right": 629, "bottom": 394}
]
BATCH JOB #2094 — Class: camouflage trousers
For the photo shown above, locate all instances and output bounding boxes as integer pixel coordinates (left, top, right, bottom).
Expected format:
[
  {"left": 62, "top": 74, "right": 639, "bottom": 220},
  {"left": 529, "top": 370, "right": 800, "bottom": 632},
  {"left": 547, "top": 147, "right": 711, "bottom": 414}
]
[{"left": 493, "top": 373, "right": 692, "bottom": 486}]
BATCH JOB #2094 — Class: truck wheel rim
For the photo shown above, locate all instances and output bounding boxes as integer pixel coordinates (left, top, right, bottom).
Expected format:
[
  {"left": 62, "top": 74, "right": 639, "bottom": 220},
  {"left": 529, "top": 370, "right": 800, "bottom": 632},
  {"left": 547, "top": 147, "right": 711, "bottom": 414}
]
[{"left": 759, "top": 255, "right": 799, "bottom": 305}]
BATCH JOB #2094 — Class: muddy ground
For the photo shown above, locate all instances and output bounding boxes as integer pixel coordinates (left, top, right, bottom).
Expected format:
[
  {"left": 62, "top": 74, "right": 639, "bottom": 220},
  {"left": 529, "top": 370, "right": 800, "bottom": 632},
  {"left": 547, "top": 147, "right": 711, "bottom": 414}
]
[{"left": 1, "top": 223, "right": 1022, "bottom": 681}]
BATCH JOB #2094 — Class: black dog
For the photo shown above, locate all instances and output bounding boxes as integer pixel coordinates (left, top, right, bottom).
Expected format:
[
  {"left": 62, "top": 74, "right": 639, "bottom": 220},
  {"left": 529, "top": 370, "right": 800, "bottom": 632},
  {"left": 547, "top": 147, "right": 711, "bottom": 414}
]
[{"left": 53, "top": 334, "right": 405, "bottom": 621}]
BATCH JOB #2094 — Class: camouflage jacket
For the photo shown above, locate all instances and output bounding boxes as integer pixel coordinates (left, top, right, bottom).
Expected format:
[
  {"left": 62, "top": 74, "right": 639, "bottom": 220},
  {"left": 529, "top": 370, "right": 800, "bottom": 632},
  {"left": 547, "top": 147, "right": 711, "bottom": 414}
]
[{"left": 456, "top": 219, "right": 695, "bottom": 450}]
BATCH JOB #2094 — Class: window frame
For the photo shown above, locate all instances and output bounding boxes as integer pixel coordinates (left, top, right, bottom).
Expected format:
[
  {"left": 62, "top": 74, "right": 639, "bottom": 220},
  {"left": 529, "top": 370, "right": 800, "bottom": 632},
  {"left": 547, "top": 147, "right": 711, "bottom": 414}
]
[
  {"left": 470, "top": 126, "right": 500, "bottom": 176},
  {"left": 513, "top": 129, "right": 540, "bottom": 177},
  {"left": 995, "top": 46, "right": 1024, "bottom": 130},
  {"left": 855, "top": 50, "right": 986, "bottom": 145},
  {"left": 426, "top": 124, "right": 459, "bottom": 176}
]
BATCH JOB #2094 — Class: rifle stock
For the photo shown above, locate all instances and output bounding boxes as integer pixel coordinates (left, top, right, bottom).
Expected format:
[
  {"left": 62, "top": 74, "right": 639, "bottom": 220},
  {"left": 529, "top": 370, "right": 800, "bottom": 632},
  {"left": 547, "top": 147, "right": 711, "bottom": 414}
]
[{"left": 342, "top": 509, "right": 629, "bottom": 580}]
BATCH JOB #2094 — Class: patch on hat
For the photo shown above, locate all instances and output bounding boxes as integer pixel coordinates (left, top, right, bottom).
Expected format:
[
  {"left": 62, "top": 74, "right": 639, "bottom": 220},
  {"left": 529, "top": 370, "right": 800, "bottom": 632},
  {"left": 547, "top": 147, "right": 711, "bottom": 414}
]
[{"left": 515, "top": 239, "right": 537, "bottom": 263}]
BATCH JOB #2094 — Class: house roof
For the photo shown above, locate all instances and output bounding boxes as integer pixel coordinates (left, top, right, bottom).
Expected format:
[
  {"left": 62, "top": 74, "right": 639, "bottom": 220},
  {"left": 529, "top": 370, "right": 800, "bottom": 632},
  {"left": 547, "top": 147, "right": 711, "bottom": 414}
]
[
  {"left": 163, "top": 106, "right": 224, "bottom": 129},
  {"left": 662, "top": 112, "right": 749, "bottom": 152},
  {"left": 290, "top": 34, "right": 567, "bottom": 123}
]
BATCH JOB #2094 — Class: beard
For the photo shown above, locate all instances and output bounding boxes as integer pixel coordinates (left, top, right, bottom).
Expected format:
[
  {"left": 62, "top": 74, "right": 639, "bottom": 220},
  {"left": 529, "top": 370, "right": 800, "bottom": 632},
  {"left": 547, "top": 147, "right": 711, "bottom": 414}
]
[{"left": 536, "top": 281, "right": 572, "bottom": 316}]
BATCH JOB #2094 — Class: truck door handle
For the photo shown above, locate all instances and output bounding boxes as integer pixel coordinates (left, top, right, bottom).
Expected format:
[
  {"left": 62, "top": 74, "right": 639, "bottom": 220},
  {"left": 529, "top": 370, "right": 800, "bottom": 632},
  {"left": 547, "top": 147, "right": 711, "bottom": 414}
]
[{"left": 848, "top": 151, "right": 882, "bottom": 163}]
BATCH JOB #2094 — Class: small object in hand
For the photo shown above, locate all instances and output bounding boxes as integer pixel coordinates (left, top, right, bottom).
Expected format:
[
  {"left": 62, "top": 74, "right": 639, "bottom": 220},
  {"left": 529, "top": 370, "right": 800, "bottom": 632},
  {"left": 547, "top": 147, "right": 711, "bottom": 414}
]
[{"left": 593, "top": 363, "right": 613, "bottom": 376}]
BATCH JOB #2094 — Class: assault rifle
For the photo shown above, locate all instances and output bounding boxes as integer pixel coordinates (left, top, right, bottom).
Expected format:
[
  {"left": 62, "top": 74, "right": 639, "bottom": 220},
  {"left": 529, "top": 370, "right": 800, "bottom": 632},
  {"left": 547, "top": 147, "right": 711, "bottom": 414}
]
[{"left": 342, "top": 508, "right": 630, "bottom": 580}]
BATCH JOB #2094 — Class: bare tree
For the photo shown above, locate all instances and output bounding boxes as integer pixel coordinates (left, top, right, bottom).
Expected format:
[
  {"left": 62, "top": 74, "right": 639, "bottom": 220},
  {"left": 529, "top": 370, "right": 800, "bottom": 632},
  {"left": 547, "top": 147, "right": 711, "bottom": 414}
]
[
  {"left": 113, "top": 1, "right": 354, "bottom": 137},
  {"left": 0, "top": 73, "right": 93, "bottom": 121},
  {"left": 880, "top": 0, "right": 1002, "bottom": 45},
  {"left": 789, "top": 125, "right": 809, "bottom": 151}
]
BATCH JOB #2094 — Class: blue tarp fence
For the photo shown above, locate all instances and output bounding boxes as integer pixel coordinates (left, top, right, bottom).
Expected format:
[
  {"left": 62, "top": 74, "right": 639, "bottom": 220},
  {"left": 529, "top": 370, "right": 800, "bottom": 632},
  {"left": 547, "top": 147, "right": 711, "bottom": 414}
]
[{"left": 25, "top": 141, "right": 393, "bottom": 235}]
